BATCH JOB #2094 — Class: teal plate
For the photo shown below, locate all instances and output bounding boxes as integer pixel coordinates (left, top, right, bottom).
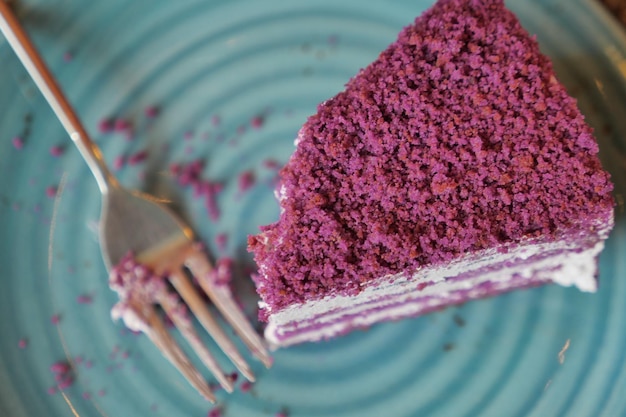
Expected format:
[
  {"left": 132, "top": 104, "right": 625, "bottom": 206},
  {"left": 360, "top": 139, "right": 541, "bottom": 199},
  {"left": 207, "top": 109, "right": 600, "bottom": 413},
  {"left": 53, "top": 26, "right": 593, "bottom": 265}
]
[{"left": 1, "top": 0, "right": 626, "bottom": 416}]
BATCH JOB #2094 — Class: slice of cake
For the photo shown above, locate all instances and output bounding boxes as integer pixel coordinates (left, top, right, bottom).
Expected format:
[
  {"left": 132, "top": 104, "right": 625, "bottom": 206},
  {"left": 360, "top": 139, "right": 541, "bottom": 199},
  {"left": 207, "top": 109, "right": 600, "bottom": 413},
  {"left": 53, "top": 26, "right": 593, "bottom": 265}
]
[{"left": 248, "top": 0, "right": 615, "bottom": 348}]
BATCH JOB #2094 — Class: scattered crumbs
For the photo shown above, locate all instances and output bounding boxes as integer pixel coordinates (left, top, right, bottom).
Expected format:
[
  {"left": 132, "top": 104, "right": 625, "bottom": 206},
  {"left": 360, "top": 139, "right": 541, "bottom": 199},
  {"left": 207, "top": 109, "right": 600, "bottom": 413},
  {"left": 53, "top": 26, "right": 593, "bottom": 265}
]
[
  {"left": 63, "top": 51, "right": 73, "bottom": 62},
  {"left": 33, "top": 204, "right": 42, "bottom": 213},
  {"left": 240, "top": 380, "right": 253, "bottom": 393},
  {"left": 47, "top": 386, "right": 57, "bottom": 395},
  {"left": 250, "top": 115, "right": 264, "bottom": 129},
  {"left": 82, "top": 391, "right": 92, "bottom": 400},
  {"left": 145, "top": 106, "right": 160, "bottom": 119},
  {"left": 201, "top": 132, "right": 210, "bottom": 140},
  {"left": 128, "top": 150, "right": 149, "bottom": 166},
  {"left": 185, "top": 145, "right": 194, "bottom": 155},
  {"left": 74, "top": 356, "right": 84, "bottom": 365},
  {"left": 121, "top": 350, "right": 131, "bottom": 359},
  {"left": 215, "top": 233, "right": 228, "bottom": 251},
  {"left": 50, "top": 314, "right": 61, "bottom": 325},
  {"left": 85, "top": 360, "right": 94, "bottom": 369},
  {"left": 208, "top": 406, "right": 222, "bottom": 417},
  {"left": 97, "top": 389, "right": 106, "bottom": 397},
  {"left": 238, "top": 170, "right": 255, "bottom": 194},
  {"left": 184, "top": 130, "right": 194, "bottom": 140},
  {"left": 98, "top": 118, "right": 114, "bottom": 134},
  {"left": 45, "top": 186, "right": 58, "bottom": 198},
  {"left": 453, "top": 314, "right": 465, "bottom": 327},
  {"left": 50, "top": 362, "right": 70, "bottom": 374},
  {"left": 236, "top": 125, "right": 246, "bottom": 135},
  {"left": 49, "top": 360, "right": 74, "bottom": 391},
  {"left": 211, "top": 115, "right": 221, "bottom": 126},
  {"left": 77, "top": 294, "right": 93, "bottom": 304},
  {"left": 443, "top": 343, "right": 455, "bottom": 352},
  {"left": 18, "top": 338, "right": 28, "bottom": 349},
  {"left": 12, "top": 136, "right": 24, "bottom": 150},
  {"left": 113, "top": 155, "right": 125, "bottom": 170},
  {"left": 50, "top": 145, "right": 64, "bottom": 157}
]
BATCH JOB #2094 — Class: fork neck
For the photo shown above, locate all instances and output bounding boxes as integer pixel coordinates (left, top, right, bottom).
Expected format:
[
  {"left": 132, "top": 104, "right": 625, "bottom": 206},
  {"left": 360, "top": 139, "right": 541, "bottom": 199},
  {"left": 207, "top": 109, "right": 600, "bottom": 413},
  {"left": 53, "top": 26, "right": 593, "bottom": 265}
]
[{"left": 71, "top": 129, "right": 118, "bottom": 195}]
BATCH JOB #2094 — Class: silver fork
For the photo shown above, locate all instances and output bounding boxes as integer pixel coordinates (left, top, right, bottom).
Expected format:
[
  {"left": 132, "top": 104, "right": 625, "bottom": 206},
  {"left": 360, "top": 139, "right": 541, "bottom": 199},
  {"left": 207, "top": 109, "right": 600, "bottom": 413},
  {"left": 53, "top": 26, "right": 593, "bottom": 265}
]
[{"left": 0, "top": 1, "right": 271, "bottom": 402}]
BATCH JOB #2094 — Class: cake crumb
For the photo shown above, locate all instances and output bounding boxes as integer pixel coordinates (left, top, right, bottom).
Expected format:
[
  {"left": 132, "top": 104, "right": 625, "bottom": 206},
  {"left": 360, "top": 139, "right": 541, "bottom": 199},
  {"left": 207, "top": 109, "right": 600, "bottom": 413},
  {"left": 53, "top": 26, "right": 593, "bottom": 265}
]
[
  {"left": 250, "top": 115, "right": 264, "bottom": 129},
  {"left": 238, "top": 170, "right": 255, "bottom": 194},
  {"left": 12, "top": 136, "right": 24, "bottom": 150},
  {"left": 50, "top": 145, "right": 64, "bottom": 157},
  {"left": 145, "top": 106, "right": 160, "bottom": 119},
  {"left": 98, "top": 118, "right": 114, "bottom": 134},
  {"left": 45, "top": 186, "right": 58, "bottom": 198},
  {"left": 77, "top": 294, "right": 93, "bottom": 304},
  {"left": 208, "top": 407, "right": 222, "bottom": 417}
]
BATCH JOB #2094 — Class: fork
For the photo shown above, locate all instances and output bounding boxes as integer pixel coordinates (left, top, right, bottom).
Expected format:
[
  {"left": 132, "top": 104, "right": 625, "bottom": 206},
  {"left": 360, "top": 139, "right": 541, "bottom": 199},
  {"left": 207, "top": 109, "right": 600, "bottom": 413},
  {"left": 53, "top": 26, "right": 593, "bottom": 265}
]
[{"left": 0, "top": 1, "right": 271, "bottom": 402}]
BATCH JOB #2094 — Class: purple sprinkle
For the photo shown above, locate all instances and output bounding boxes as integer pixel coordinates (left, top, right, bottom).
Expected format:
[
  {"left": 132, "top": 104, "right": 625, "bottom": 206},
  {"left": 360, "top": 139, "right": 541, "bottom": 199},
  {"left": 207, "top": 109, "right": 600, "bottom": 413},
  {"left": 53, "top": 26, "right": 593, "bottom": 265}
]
[
  {"left": 121, "top": 351, "right": 130, "bottom": 359},
  {"left": 18, "top": 338, "right": 28, "bottom": 349},
  {"left": 185, "top": 145, "right": 194, "bottom": 154},
  {"left": 237, "top": 125, "right": 246, "bottom": 135},
  {"left": 211, "top": 115, "right": 221, "bottom": 126},
  {"left": 276, "top": 412, "right": 289, "bottom": 417},
  {"left": 63, "top": 51, "right": 73, "bottom": 62},
  {"left": 82, "top": 391, "right": 91, "bottom": 400},
  {"left": 201, "top": 132, "right": 210, "bottom": 140},
  {"left": 98, "top": 118, "right": 114, "bottom": 134},
  {"left": 50, "top": 314, "right": 61, "bottom": 325},
  {"left": 228, "top": 372, "right": 238, "bottom": 383},
  {"left": 47, "top": 386, "right": 57, "bottom": 395},
  {"left": 12, "top": 136, "right": 24, "bottom": 150},
  {"left": 145, "top": 106, "right": 160, "bottom": 119},
  {"left": 184, "top": 130, "right": 194, "bottom": 140},
  {"left": 328, "top": 34, "right": 339, "bottom": 45},
  {"left": 50, "top": 145, "right": 64, "bottom": 157},
  {"left": 85, "top": 360, "right": 94, "bottom": 369},
  {"left": 238, "top": 170, "right": 255, "bottom": 193},
  {"left": 250, "top": 115, "right": 264, "bottom": 129},
  {"left": 45, "top": 186, "right": 58, "bottom": 198},
  {"left": 97, "top": 389, "right": 106, "bottom": 397},
  {"left": 74, "top": 356, "right": 84, "bottom": 364},
  {"left": 77, "top": 294, "right": 93, "bottom": 304},
  {"left": 128, "top": 150, "right": 148, "bottom": 165}
]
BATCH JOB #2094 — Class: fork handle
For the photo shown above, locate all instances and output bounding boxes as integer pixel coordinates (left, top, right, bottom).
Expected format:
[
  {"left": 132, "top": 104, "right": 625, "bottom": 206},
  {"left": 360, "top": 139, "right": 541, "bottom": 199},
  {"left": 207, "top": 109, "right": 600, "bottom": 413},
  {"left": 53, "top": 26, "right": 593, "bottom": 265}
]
[{"left": 0, "top": 2, "right": 116, "bottom": 193}]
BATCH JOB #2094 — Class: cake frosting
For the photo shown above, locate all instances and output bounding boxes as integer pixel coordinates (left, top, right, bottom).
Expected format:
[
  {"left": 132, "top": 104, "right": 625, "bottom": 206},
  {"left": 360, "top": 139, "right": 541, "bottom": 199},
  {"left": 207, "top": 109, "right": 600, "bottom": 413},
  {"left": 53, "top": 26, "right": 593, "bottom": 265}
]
[{"left": 248, "top": 0, "right": 615, "bottom": 347}]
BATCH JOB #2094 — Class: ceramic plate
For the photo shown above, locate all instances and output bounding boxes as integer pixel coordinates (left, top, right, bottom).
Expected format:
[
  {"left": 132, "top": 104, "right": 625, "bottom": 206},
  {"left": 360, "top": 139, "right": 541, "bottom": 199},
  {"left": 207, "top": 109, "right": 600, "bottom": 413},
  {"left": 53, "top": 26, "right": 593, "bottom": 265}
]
[{"left": 1, "top": 0, "right": 625, "bottom": 416}]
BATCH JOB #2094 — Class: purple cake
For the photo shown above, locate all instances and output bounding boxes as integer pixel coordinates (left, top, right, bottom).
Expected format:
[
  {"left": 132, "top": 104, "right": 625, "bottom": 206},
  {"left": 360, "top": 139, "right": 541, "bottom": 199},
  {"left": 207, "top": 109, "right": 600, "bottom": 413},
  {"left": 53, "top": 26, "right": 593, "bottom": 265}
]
[{"left": 248, "top": 0, "right": 614, "bottom": 347}]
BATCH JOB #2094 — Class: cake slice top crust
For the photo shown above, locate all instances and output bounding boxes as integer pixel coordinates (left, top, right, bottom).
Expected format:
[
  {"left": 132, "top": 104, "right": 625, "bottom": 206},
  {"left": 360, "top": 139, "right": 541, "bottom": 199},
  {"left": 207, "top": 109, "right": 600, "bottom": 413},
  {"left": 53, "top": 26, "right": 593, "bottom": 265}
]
[{"left": 248, "top": 0, "right": 614, "bottom": 312}]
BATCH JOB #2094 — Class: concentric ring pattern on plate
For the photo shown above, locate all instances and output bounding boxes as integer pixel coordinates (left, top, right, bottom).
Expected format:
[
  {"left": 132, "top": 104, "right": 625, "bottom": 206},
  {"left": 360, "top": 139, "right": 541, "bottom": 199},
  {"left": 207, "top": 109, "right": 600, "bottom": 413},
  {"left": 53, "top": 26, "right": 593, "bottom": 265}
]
[{"left": 0, "top": 0, "right": 625, "bottom": 416}]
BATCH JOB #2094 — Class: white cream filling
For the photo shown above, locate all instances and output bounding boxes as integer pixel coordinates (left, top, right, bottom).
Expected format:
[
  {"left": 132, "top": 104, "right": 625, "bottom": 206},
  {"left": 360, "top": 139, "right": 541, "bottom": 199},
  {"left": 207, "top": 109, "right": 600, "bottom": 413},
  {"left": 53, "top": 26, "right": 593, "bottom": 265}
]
[{"left": 264, "top": 237, "right": 606, "bottom": 347}]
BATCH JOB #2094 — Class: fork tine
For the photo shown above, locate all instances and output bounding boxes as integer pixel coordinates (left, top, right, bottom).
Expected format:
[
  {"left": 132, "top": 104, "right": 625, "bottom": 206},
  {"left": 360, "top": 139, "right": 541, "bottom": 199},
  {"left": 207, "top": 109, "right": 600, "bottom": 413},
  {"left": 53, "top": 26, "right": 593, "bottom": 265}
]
[
  {"left": 143, "top": 303, "right": 217, "bottom": 403},
  {"left": 185, "top": 245, "right": 272, "bottom": 369},
  {"left": 168, "top": 268, "right": 257, "bottom": 382},
  {"left": 157, "top": 289, "right": 234, "bottom": 393}
]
